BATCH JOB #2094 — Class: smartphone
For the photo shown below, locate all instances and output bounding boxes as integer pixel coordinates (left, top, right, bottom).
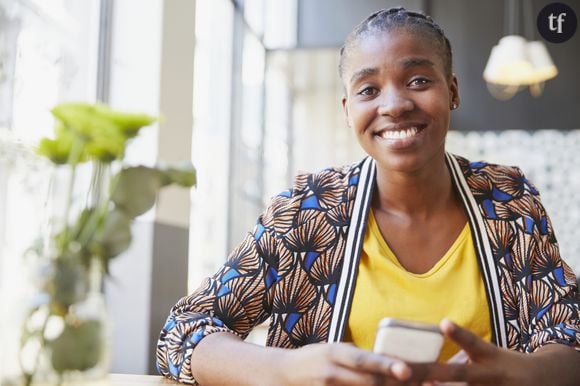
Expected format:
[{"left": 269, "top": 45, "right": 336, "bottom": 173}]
[{"left": 373, "top": 318, "right": 443, "bottom": 363}]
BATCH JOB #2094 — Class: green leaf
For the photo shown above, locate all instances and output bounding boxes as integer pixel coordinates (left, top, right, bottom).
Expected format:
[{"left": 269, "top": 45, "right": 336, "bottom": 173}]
[
  {"left": 52, "top": 103, "right": 116, "bottom": 140},
  {"left": 93, "top": 105, "right": 156, "bottom": 138},
  {"left": 97, "top": 209, "right": 132, "bottom": 259},
  {"left": 83, "top": 120, "right": 126, "bottom": 162},
  {"left": 49, "top": 320, "right": 103, "bottom": 373},
  {"left": 84, "top": 136, "right": 125, "bottom": 163},
  {"left": 111, "top": 166, "right": 163, "bottom": 218},
  {"left": 37, "top": 138, "right": 70, "bottom": 165},
  {"left": 36, "top": 124, "right": 87, "bottom": 164},
  {"left": 51, "top": 103, "right": 93, "bottom": 130},
  {"left": 52, "top": 102, "right": 156, "bottom": 138},
  {"left": 159, "top": 161, "right": 197, "bottom": 187},
  {"left": 49, "top": 103, "right": 157, "bottom": 163}
]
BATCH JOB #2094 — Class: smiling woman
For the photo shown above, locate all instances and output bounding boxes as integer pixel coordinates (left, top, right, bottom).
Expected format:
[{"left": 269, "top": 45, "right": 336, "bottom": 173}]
[{"left": 155, "top": 7, "right": 580, "bottom": 386}]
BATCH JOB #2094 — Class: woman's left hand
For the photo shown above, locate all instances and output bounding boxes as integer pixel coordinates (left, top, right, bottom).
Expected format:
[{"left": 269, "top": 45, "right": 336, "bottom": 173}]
[{"left": 407, "top": 319, "right": 536, "bottom": 386}]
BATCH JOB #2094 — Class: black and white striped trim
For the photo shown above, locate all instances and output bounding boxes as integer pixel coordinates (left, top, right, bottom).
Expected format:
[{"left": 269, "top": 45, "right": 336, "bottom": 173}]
[
  {"left": 328, "top": 157, "right": 376, "bottom": 342},
  {"left": 446, "top": 153, "right": 508, "bottom": 348}
]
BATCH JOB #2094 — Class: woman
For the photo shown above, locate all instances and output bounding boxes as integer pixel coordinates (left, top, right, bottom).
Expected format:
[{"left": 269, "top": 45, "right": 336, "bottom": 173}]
[{"left": 157, "top": 8, "right": 580, "bottom": 385}]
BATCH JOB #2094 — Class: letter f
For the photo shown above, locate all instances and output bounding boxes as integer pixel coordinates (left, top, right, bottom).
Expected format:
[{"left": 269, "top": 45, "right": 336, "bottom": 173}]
[{"left": 557, "top": 12, "right": 567, "bottom": 33}]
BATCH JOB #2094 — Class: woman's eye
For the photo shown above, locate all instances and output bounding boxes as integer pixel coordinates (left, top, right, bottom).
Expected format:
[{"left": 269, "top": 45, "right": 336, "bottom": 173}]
[
  {"left": 409, "top": 78, "right": 431, "bottom": 87},
  {"left": 358, "top": 87, "right": 377, "bottom": 96}
]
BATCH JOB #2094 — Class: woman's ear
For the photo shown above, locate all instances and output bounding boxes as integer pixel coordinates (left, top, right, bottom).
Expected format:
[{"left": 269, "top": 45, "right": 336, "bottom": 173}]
[
  {"left": 342, "top": 96, "right": 351, "bottom": 128},
  {"left": 450, "top": 74, "right": 460, "bottom": 109}
]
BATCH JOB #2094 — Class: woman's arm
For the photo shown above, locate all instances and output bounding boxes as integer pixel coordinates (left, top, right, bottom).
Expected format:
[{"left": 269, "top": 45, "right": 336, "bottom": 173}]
[
  {"left": 190, "top": 332, "right": 412, "bottom": 386},
  {"left": 156, "top": 233, "right": 276, "bottom": 383}
]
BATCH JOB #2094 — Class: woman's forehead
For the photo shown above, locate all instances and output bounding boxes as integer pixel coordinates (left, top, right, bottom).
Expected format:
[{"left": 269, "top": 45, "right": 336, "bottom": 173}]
[
  {"left": 344, "top": 29, "right": 446, "bottom": 75},
  {"left": 355, "top": 29, "right": 439, "bottom": 58}
]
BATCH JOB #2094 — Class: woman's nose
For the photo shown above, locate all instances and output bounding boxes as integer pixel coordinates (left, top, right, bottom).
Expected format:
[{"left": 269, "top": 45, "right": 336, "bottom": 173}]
[{"left": 376, "top": 90, "right": 414, "bottom": 117}]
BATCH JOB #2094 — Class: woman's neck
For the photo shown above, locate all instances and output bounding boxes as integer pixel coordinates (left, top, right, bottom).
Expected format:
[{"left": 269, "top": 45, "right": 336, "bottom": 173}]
[{"left": 372, "top": 159, "right": 456, "bottom": 220}]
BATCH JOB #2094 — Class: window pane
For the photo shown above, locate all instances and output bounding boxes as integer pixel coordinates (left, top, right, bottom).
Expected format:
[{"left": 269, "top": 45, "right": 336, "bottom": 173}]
[
  {"left": 188, "top": 0, "right": 235, "bottom": 290},
  {"left": 0, "top": 0, "right": 100, "bottom": 379}
]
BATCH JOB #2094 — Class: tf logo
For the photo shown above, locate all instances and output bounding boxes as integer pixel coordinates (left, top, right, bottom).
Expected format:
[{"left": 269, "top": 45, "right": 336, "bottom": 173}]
[{"left": 537, "top": 2, "right": 578, "bottom": 43}]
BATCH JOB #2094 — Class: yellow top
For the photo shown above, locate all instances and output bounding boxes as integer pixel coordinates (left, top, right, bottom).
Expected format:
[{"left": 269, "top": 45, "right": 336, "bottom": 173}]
[{"left": 344, "top": 210, "right": 492, "bottom": 361}]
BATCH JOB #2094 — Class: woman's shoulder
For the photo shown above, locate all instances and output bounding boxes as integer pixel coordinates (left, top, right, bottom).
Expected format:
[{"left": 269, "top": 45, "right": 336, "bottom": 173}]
[
  {"left": 266, "top": 159, "right": 364, "bottom": 216},
  {"left": 452, "top": 153, "right": 520, "bottom": 172},
  {"left": 260, "top": 159, "right": 364, "bottom": 232},
  {"left": 289, "top": 158, "right": 366, "bottom": 196},
  {"left": 450, "top": 153, "right": 541, "bottom": 198},
  {"left": 452, "top": 153, "right": 528, "bottom": 181}
]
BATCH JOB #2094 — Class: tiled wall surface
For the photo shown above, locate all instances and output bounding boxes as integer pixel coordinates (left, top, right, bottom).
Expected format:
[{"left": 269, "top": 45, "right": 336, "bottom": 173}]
[{"left": 447, "top": 130, "right": 580, "bottom": 274}]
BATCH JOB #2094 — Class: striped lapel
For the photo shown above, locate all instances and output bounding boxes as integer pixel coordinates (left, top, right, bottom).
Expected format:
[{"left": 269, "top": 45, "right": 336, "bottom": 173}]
[
  {"left": 446, "top": 152, "right": 508, "bottom": 348},
  {"left": 328, "top": 156, "right": 376, "bottom": 342}
]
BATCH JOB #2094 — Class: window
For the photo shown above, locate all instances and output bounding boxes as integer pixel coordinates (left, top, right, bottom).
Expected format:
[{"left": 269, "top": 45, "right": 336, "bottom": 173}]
[
  {"left": 0, "top": 0, "right": 100, "bottom": 377},
  {"left": 188, "top": 0, "right": 298, "bottom": 288}
]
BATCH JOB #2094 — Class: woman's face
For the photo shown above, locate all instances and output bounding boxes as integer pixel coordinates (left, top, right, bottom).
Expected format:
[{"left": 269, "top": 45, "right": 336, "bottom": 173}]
[{"left": 342, "top": 28, "right": 459, "bottom": 174}]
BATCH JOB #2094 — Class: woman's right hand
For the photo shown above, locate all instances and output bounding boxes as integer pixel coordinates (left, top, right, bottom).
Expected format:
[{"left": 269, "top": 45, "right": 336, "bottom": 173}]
[{"left": 278, "top": 342, "right": 413, "bottom": 386}]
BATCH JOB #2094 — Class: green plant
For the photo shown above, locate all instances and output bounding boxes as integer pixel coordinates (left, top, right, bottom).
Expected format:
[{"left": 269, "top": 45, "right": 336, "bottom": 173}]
[{"left": 20, "top": 102, "right": 196, "bottom": 385}]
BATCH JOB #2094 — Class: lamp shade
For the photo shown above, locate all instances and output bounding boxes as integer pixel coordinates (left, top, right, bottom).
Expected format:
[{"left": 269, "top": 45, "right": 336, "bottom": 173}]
[
  {"left": 527, "top": 40, "right": 558, "bottom": 83},
  {"left": 483, "top": 35, "right": 535, "bottom": 86},
  {"left": 483, "top": 34, "right": 558, "bottom": 91}
]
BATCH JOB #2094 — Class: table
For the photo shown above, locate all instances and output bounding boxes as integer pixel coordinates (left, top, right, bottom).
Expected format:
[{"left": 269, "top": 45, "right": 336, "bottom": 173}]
[{"left": 109, "top": 374, "right": 180, "bottom": 385}]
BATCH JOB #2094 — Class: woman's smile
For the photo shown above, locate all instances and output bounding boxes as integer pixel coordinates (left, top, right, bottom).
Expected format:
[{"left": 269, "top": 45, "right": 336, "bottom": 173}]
[
  {"left": 373, "top": 123, "right": 427, "bottom": 150},
  {"left": 378, "top": 127, "right": 418, "bottom": 140}
]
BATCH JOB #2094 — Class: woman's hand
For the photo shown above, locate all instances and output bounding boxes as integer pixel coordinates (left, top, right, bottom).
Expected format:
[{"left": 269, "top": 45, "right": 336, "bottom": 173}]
[
  {"left": 192, "top": 332, "right": 419, "bottom": 386},
  {"left": 410, "top": 319, "right": 579, "bottom": 386},
  {"left": 279, "top": 342, "right": 414, "bottom": 386}
]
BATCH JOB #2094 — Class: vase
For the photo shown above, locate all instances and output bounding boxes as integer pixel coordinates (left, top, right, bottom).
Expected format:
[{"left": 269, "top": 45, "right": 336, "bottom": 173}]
[{"left": 16, "top": 257, "right": 110, "bottom": 386}]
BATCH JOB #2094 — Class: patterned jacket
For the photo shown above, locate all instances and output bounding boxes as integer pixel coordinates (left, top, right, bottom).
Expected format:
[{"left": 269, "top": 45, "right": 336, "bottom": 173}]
[{"left": 156, "top": 154, "right": 580, "bottom": 384}]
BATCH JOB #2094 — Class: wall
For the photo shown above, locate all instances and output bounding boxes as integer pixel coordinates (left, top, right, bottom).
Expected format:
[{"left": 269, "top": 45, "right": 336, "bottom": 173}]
[
  {"left": 297, "top": 0, "right": 424, "bottom": 48},
  {"left": 431, "top": 0, "right": 580, "bottom": 131}
]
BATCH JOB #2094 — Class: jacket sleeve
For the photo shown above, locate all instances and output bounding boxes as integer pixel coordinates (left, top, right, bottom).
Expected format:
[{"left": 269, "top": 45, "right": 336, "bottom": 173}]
[
  {"left": 513, "top": 171, "right": 580, "bottom": 353},
  {"left": 155, "top": 192, "right": 292, "bottom": 384}
]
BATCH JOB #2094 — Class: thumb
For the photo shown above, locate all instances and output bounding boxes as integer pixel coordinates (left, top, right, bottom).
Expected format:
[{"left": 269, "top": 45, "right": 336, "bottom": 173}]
[{"left": 440, "top": 319, "right": 495, "bottom": 361}]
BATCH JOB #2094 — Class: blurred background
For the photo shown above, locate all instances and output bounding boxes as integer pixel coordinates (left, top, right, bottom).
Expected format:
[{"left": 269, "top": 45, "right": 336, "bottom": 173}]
[{"left": 1, "top": 0, "right": 579, "bottom": 376}]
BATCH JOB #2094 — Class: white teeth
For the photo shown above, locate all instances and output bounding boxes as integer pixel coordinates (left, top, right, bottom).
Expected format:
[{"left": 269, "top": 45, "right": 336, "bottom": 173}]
[{"left": 380, "top": 127, "right": 418, "bottom": 140}]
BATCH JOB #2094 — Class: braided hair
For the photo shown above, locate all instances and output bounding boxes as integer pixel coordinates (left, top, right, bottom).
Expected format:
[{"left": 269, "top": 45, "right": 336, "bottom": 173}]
[{"left": 339, "top": 7, "right": 453, "bottom": 80}]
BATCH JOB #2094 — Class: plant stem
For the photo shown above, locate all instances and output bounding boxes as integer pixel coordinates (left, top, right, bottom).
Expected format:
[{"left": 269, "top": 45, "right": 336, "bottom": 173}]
[
  {"left": 20, "top": 308, "right": 51, "bottom": 386},
  {"left": 77, "top": 163, "right": 110, "bottom": 250},
  {"left": 59, "top": 165, "right": 76, "bottom": 255},
  {"left": 59, "top": 136, "right": 85, "bottom": 256}
]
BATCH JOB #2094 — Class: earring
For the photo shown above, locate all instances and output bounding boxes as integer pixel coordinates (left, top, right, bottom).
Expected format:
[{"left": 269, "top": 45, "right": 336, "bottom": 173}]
[{"left": 451, "top": 103, "right": 458, "bottom": 110}]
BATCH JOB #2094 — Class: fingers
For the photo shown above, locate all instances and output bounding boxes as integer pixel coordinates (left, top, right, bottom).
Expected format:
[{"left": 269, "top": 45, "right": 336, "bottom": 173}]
[
  {"left": 409, "top": 362, "right": 499, "bottom": 384},
  {"left": 318, "top": 364, "right": 389, "bottom": 386},
  {"left": 327, "top": 344, "right": 412, "bottom": 381},
  {"left": 440, "top": 319, "right": 495, "bottom": 360}
]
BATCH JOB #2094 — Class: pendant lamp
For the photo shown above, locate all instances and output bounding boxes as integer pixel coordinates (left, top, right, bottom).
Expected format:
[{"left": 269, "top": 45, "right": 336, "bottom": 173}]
[{"left": 483, "top": 0, "right": 557, "bottom": 99}]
